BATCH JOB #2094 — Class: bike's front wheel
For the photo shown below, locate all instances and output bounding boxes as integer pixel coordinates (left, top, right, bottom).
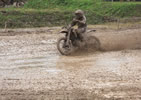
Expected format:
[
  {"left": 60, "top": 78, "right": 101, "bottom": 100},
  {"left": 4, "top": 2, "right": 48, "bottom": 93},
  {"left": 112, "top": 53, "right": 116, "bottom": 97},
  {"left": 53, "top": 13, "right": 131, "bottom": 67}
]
[{"left": 57, "top": 37, "right": 73, "bottom": 55}]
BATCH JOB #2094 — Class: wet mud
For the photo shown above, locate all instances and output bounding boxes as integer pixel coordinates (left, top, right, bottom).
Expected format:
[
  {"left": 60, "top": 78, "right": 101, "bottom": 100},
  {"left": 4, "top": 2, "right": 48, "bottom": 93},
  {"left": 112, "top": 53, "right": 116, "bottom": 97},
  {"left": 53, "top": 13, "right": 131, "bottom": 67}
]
[{"left": 0, "top": 26, "right": 141, "bottom": 100}]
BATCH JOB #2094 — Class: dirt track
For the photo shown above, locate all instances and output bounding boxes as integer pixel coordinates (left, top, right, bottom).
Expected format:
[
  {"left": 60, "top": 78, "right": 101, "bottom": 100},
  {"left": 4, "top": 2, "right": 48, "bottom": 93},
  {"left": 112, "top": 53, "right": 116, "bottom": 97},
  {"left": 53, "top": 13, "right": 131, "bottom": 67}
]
[{"left": 0, "top": 26, "right": 141, "bottom": 100}]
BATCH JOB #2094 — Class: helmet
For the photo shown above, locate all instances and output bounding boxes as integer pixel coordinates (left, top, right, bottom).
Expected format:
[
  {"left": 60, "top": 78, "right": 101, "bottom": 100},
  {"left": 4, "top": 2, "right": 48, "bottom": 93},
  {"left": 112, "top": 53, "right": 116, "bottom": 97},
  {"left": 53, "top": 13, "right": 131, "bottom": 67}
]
[{"left": 75, "top": 10, "right": 84, "bottom": 15}]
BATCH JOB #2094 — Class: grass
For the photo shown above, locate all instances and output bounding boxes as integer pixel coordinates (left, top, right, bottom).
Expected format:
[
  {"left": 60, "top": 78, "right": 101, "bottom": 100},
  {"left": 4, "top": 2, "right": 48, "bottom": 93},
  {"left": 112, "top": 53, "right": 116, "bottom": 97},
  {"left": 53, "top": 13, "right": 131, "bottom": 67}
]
[
  {"left": 24, "top": 0, "right": 101, "bottom": 10},
  {"left": 0, "top": 0, "right": 141, "bottom": 28},
  {"left": 24, "top": 0, "right": 141, "bottom": 17}
]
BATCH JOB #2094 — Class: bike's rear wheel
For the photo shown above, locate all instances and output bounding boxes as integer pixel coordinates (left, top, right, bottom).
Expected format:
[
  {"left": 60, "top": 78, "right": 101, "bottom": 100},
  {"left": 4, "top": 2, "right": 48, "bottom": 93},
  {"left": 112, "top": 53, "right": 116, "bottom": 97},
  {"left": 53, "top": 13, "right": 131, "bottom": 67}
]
[
  {"left": 57, "top": 37, "right": 73, "bottom": 55},
  {"left": 85, "top": 36, "right": 101, "bottom": 50}
]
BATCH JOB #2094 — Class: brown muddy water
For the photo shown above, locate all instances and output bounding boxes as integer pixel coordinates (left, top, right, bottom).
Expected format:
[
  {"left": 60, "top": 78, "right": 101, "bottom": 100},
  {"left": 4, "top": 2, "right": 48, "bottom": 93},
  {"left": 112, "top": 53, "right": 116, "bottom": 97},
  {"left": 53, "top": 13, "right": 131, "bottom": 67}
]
[{"left": 0, "top": 26, "right": 141, "bottom": 100}]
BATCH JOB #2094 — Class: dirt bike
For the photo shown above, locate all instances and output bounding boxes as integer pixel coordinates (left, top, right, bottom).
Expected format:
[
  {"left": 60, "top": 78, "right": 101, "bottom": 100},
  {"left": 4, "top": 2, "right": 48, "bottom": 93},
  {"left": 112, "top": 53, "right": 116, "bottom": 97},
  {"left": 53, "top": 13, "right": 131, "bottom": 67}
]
[{"left": 57, "top": 26, "right": 101, "bottom": 55}]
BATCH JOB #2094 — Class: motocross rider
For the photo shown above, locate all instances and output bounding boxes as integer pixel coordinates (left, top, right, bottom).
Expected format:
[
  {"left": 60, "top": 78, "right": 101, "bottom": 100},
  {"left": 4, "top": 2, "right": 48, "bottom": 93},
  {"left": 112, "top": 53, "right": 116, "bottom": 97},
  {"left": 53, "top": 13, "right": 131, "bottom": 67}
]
[{"left": 69, "top": 10, "right": 87, "bottom": 41}]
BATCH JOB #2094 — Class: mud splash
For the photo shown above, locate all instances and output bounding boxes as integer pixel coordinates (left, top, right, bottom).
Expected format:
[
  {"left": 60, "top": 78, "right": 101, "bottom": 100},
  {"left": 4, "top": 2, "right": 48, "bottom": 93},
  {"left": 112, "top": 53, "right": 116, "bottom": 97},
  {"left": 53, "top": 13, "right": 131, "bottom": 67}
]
[{"left": 70, "top": 28, "right": 141, "bottom": 54}]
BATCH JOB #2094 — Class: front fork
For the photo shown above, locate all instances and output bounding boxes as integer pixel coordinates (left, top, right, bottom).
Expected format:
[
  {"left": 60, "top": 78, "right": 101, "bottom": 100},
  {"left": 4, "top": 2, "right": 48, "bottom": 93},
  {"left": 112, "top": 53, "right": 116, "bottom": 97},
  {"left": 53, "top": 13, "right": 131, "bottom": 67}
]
[{"left": 66, "top": 29, "right": 71, "bottom": 46}]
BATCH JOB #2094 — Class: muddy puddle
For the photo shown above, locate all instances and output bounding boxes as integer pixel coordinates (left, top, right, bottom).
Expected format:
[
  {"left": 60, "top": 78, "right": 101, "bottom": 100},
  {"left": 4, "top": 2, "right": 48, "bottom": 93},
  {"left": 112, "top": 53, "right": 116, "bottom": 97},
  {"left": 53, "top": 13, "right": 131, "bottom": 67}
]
[{"left": 0, "top": 26, "right": 141, "bottom": 100}]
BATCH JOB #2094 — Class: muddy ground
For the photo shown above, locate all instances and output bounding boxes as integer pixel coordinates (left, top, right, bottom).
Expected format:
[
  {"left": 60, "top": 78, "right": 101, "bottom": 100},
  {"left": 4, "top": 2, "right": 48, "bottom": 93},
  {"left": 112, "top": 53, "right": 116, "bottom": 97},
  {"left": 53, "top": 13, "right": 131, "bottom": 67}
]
[{"left": 0, "top": 24, "right": 141, "bottom": 100}]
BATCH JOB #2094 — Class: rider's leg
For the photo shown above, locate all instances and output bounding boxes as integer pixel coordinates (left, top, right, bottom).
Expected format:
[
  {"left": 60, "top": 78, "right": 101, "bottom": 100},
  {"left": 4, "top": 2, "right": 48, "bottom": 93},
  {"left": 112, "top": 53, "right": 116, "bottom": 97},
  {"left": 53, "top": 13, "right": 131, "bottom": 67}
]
[
  {"left": 72, "top": 29, "right": 77, "bottom": 38},
  {"left": 75, "top": 28, "right": 86, "bottom": 42}
]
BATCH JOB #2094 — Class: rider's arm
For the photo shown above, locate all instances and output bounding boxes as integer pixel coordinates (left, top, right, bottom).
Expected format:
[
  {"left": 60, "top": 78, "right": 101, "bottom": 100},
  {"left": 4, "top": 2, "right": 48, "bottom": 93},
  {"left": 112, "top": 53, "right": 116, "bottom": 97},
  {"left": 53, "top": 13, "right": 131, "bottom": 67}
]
[
  {"left": 78, "top": 16, "right": 86, "bottom": 24},
  {"left": 69, "top": 18, "right": 77, "bottom": 27}
]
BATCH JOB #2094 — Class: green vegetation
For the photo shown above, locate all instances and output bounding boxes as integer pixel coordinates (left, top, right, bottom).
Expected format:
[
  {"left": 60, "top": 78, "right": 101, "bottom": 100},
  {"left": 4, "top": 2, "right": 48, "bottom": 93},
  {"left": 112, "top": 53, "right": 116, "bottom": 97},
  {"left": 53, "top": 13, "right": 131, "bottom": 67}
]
[
  {"left": 0, "top": 0, "right": 141, "bottom": 28},
  {"left": 24, "top": 0, "right": 101, "bottom": 10},
  {"left": 24, "top": 0, "right": 141, "bottom": 17}
]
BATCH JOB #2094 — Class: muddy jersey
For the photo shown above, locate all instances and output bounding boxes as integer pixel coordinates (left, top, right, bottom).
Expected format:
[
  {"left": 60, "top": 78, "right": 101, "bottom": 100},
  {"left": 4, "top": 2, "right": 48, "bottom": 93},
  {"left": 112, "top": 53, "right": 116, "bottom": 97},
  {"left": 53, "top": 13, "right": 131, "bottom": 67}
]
[{"left": 71, "top": 15, "right": 87, "bottom": 31}]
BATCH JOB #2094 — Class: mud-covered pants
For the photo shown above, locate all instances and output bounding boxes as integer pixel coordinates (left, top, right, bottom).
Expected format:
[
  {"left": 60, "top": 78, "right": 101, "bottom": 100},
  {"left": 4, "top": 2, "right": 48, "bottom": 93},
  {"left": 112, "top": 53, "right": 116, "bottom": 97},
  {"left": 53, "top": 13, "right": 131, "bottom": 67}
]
[{"left": 73, "top": 28, "right": 86, "bottom": 41}]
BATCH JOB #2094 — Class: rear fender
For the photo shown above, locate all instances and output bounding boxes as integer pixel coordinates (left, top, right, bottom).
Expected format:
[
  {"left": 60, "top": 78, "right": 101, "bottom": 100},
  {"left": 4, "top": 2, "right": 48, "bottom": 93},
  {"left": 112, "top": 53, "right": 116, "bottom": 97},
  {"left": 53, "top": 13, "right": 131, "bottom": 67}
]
[{"left": 60, "top": 31, "right": 68, "bottom": 34}]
